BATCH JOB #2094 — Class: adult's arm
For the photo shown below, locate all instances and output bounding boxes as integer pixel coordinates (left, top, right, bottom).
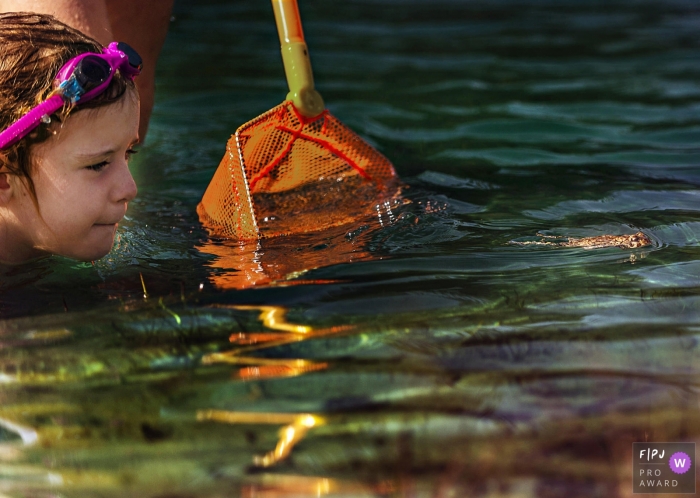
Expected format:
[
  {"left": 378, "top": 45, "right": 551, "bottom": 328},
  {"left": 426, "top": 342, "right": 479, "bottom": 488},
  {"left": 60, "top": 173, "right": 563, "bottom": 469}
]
[{"left": 106, "top": 0, "right": 174, "bottom": 143}]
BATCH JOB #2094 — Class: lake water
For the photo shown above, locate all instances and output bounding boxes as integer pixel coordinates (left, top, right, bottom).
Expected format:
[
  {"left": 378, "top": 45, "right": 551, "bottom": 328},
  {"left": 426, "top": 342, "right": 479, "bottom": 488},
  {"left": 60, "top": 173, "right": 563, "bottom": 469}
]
[{"left": 2, "top": 0, "right": 700, "bottom": 496}]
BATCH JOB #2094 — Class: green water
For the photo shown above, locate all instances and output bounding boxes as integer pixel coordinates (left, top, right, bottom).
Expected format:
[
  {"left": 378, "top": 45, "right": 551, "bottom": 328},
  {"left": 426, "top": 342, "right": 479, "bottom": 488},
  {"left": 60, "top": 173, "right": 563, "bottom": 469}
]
[{"left": 2, "top": 0, "right": 700, "bottom": 496}]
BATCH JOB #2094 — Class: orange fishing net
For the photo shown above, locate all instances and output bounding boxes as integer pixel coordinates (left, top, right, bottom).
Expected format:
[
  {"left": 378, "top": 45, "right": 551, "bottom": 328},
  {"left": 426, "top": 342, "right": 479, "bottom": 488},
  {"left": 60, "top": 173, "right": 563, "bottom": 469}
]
[{"left": 197, "top": 101, "right": 398, "bottom": 240}]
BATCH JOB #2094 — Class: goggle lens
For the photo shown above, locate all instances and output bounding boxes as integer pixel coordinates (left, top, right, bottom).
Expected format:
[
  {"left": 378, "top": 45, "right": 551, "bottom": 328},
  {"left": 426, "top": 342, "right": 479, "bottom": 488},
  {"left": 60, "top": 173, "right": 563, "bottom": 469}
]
[{"left": 74, "top": 56, "right": 112, "bottom": 92}]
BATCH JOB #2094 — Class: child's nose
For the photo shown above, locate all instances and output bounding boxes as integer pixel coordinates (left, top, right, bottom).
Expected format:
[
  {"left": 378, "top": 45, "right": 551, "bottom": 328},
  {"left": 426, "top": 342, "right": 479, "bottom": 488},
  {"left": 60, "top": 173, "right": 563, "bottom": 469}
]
[{"left": 114, "top": 162, "right": 138, "bottom": 203}]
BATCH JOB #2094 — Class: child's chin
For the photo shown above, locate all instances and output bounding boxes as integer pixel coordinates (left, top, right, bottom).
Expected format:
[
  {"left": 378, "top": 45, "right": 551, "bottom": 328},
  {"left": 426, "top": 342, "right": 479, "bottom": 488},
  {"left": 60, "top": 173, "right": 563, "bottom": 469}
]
[{"left": 68, "top": 238, "right": 115, "bottom": 262}]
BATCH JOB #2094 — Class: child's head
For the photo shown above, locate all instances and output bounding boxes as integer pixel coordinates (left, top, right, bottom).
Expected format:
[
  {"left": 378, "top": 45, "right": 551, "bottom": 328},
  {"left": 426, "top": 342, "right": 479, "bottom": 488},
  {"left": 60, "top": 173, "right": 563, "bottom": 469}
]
[{"left": 0, "top": 13, "right": 140, "bottom": 264}]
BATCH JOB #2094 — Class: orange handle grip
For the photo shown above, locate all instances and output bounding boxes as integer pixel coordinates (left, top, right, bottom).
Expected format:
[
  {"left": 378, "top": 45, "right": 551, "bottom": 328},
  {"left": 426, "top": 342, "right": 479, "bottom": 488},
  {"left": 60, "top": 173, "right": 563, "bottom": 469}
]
[{"left": 272, "top": 0, "right": 305, "bottom": 44}]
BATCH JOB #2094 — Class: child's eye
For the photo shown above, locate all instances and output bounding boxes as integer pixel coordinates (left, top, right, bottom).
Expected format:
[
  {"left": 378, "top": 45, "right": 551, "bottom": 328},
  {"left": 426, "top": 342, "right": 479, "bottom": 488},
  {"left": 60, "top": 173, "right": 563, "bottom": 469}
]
[
  {"left": 86, "top": 161, "right": 109, "bottom": 172},
  {"left": 126, "top": 148, "right": 138, "bottom": 160}
]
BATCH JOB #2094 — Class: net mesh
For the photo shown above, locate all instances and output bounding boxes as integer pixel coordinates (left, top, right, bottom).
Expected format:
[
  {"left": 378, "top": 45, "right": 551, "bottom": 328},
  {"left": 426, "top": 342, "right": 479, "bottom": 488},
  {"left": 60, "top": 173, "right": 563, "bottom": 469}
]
[{"left": 197, "top": 102, "right": 397, "bottom": 240}]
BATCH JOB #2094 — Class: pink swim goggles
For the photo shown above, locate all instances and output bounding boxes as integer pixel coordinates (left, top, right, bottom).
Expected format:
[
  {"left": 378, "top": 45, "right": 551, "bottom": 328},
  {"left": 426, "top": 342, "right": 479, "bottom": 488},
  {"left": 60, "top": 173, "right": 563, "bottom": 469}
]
[{"left": 0, "top": 42, "right": 142, "bottom": 150}]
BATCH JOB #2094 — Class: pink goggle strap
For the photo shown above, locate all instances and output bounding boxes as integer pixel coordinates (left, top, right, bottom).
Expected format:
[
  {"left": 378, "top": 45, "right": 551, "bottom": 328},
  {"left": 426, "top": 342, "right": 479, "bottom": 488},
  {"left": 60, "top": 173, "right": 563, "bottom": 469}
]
[{"left": 0, "top": 95, "right": 64, "bottom": 150}]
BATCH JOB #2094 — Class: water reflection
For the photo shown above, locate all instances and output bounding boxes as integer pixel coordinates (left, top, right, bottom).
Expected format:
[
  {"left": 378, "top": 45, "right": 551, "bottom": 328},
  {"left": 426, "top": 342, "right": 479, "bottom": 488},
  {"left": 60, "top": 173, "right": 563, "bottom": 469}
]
[
  {"left": 197, "top": 198, "right": 404, "bottom": 290},
  {"left": 0, "top": 296, "right": 699, "bottom": 496},
  {"left": 197, "top": 305, "right": 348, "bottom": 467},
  {"left": 198, "top": 410, "right": 325, "bottom": 467},
  {"left": 241, "top": 474, "right": 396, "bottom": 498}
]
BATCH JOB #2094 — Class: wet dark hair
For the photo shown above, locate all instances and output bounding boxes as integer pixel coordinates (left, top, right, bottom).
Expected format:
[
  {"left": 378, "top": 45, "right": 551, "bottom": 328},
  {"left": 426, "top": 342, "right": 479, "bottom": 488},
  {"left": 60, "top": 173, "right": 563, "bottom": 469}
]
[{"left": 0, "top": 12, "right": 135, "bottom": 205}]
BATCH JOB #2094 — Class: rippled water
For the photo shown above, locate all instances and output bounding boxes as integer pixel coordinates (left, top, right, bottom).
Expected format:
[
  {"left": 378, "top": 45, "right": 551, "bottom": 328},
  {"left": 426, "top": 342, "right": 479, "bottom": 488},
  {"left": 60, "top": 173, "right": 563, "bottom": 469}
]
[{"left": 2, "top": 0, "right": 700, "bottom": 496}]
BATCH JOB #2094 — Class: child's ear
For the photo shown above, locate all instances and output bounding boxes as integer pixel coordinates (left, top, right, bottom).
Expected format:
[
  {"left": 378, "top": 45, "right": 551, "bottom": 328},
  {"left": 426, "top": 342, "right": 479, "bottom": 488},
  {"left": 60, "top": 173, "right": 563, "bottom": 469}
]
[{"left": 0, "top": 166, "right": 12, "bottom": 205}]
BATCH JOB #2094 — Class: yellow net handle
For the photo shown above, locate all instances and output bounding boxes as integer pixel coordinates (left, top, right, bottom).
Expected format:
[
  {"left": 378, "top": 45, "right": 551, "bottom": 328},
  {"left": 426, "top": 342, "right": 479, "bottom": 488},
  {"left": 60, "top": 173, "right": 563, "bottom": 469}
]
[{"left": 271, "top": 0, "right": 325, "bottom": 117}]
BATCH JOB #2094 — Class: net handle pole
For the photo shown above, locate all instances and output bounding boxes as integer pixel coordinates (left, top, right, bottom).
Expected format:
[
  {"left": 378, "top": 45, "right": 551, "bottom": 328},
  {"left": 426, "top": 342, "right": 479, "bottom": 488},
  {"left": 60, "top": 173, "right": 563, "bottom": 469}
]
[{"left": 271, "top": 0, "right": 325, "bottom": 117}]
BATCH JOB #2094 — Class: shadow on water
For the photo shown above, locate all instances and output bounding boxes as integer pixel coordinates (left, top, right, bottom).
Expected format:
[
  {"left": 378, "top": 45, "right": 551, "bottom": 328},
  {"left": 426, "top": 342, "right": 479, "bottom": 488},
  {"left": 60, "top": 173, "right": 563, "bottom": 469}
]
[{"left": 2, "top": 0, "right": 700, "bottom": 496}]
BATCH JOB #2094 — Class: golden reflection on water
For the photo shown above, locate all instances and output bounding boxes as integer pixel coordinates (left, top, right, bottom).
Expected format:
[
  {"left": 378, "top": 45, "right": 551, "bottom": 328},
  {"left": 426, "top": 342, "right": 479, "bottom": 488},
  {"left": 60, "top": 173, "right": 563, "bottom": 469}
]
[
  {"left": 237, "top": 361, "right": 329, "bottom": 381},
  {"left": 241, "top": 474, "right": 397, "bottom": 497},
  {"left": 198, "top": 304, "right": 349, "bottom": 466},
  {"left": 202, "top": 304, "right": 350, "bottom": 380},
  {"left": 235, "top": 305, "right": 313, "bottom": 334},
  {"left": 197, "top": 410, "right": 325, "bottom": 467}
]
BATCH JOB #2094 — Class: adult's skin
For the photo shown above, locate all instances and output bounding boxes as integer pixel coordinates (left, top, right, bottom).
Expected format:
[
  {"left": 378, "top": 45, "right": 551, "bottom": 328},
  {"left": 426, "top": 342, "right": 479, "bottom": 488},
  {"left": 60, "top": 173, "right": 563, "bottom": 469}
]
[{"left": 0, "top": 0, "right": 173, "bottom": 142}]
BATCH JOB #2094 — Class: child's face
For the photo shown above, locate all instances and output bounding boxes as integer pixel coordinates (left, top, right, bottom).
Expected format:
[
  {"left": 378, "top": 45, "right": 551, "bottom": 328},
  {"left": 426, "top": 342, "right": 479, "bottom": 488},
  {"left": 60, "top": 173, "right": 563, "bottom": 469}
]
[{"left": 15, "top": 93, "right": 139, "bottom": 261}]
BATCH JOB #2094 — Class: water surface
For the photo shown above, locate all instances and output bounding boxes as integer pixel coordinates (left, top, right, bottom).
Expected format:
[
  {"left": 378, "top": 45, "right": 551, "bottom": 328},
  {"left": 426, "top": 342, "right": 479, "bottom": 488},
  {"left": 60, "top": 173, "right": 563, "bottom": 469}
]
[{"left": 2, "top": 0, "right": 700, "bottom": 496}]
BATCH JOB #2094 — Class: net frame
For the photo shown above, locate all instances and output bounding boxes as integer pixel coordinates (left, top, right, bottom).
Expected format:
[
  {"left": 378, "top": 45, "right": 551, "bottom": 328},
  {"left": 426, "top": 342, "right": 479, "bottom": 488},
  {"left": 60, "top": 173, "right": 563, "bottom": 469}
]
[{"left": 198, "top": 101, "right": 397, "bottom": 240}]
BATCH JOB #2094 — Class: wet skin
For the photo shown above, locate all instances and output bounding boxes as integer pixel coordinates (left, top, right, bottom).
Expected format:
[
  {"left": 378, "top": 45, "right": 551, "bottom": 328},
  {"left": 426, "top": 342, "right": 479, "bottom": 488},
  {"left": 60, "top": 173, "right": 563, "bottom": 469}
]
[{"left": 0, "top": 92, "right": 139, "bottom": 264}]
